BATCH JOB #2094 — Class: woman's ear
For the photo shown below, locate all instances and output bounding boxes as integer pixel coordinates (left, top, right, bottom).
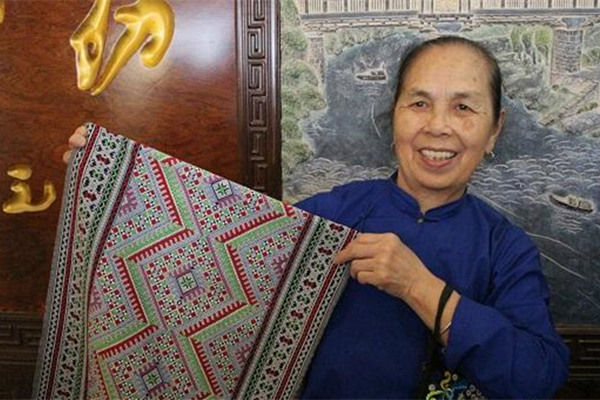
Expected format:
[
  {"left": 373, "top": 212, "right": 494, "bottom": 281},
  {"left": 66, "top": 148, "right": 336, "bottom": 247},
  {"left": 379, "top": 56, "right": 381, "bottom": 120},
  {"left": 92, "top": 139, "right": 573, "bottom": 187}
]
[{"left": 486, "top": 108, "right": 505, "bottom": 153}]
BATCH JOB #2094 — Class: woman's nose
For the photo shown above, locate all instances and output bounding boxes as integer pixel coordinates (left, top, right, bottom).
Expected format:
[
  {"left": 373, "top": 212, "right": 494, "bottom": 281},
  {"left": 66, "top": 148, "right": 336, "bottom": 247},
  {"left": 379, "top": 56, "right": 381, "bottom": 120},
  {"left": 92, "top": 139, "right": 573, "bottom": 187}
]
[{"left": 425, "top": 106, "right": 450, "bottom": 136}]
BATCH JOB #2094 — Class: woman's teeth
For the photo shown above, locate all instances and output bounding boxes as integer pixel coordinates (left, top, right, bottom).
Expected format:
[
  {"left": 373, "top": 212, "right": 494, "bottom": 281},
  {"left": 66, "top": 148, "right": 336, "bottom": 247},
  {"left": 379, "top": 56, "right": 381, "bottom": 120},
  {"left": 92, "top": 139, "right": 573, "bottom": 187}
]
[{"left": 420, "top": 149, "right": 457, "bottom": 161}]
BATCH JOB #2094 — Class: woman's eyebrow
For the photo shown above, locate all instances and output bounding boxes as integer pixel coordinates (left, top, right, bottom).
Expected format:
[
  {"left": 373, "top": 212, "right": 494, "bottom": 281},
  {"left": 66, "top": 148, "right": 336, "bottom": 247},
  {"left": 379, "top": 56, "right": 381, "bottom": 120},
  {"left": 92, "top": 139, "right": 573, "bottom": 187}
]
[
  {"left": 405, "top": 89, "right": 432, "bottom": 99},
  {"left": 452, "top": 91, "right": 485, "bottom": 101},
  {"left": 405, "top": 89, "right": 484, "bottom": 101}
]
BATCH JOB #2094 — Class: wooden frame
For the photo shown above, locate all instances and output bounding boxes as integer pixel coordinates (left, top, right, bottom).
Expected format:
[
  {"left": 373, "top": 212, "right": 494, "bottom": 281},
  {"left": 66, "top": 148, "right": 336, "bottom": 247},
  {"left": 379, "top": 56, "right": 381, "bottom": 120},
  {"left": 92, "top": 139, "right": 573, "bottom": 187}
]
[{"left": 237, "top": 0, "right": 282, "bottom": 199}]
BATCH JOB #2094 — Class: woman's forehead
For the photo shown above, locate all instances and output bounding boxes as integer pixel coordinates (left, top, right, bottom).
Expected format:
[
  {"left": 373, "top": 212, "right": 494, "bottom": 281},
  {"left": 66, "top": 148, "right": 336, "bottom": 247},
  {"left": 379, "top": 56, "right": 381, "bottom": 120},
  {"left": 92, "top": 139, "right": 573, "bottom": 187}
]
[
  {"left": 409, "top": 45, "right": 488, "bottom": 74},
  {"left": 402, "top": 45, "right": 492, "bottom": 95}
]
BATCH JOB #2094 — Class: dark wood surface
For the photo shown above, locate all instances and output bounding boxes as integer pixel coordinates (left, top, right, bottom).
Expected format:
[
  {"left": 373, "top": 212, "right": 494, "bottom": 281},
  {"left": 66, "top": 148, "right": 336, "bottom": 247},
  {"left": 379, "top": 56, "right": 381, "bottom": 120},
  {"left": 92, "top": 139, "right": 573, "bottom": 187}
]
[
  {"left": 0, "top": 0, "right": 239, "bottom": 314},
  {"left": 237, "top": 0, "right": 281, "bottom": 198},
  {"left": 0, "top": 313, "right": 40, "bottom": 400}
]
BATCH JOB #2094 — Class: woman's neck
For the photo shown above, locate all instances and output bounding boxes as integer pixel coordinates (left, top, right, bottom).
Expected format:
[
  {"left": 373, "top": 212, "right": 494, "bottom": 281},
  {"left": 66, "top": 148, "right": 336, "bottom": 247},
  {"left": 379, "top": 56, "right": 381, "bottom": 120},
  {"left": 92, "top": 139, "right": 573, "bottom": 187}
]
[{"left": 395, "top": 173, "right": 466, "bottom": 214}]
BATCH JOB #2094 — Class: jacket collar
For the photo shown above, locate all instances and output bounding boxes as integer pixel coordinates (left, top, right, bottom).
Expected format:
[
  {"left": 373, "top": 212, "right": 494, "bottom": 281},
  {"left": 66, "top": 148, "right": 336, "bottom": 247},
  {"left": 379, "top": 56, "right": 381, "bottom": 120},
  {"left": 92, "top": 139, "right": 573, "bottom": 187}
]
[{"left": 382, "top": 171, "right": 468, "bottom": 222}]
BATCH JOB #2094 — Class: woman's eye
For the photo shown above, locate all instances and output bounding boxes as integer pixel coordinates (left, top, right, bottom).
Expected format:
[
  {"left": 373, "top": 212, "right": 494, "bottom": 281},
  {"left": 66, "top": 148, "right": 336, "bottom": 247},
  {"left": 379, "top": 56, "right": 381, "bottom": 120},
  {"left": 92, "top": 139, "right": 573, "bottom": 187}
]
[
  {"left": 413, "top": 101, "right": 426, "bottom": 108},
  {"left": 457, "top": 104, "right": 471, "bottom": 111}
]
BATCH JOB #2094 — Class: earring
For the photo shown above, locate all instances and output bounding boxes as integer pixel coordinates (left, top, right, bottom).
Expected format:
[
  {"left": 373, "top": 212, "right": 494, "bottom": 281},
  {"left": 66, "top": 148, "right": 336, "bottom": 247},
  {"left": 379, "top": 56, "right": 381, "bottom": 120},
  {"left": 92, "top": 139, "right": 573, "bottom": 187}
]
[
  {"left": 390, "top": 141, "right": 396, "bottom": 150},
  {"left": 485, "top": 150, "right": 495, "bottom": 160}
]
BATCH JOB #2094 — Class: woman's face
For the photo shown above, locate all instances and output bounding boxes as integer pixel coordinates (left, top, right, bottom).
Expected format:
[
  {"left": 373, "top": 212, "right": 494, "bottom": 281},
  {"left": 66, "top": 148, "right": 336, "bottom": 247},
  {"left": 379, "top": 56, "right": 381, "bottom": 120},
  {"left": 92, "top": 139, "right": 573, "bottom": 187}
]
[{"left": 393, "top": 44, "right": 504, "bottom": 204}]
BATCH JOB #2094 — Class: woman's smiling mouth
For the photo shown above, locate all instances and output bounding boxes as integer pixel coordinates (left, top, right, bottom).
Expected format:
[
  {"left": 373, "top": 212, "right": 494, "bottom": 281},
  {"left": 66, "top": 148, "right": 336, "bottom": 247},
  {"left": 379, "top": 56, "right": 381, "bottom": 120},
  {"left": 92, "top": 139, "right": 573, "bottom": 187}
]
[{"left": 419, "top": 148, "right": 458, "bottom": 162}]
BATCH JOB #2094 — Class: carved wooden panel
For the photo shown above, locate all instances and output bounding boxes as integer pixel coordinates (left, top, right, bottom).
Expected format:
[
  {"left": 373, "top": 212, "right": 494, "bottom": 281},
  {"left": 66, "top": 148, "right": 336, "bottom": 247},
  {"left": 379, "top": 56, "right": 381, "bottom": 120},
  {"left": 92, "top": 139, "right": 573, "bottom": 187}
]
[
  {"left": 237, "top": 0, "right": 281, "bottom": 198},
  {"left": 0, "top": 0, "right": 239, "bottom": 314},
  {"left": 557, "top": 325, "right": 600, "bottom": 380},
  {"left": 0, "top": 313, "right": 41, "bottom": 360},
  {"left": 0, "top": 313, "right": 42, "bottom": 399},
  {"left": 554, "top": 326, "right": 600, "bottom": 399}
]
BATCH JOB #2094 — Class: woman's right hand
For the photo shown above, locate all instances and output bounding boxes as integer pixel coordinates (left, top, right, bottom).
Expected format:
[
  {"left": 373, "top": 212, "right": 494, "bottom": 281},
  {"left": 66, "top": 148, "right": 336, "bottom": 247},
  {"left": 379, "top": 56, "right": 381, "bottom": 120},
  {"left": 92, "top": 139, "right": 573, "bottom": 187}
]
[{"left": 62, "top": 126, "right": 88, "bottom": 164}]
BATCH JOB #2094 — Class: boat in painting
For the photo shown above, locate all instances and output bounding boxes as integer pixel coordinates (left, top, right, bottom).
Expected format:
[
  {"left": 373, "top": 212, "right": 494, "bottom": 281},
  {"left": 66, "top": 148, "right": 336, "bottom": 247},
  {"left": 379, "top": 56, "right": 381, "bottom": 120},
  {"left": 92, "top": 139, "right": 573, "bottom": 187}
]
[
  {"left": 356, "top": 69, "right": 386, "bottom": 81},
  {"left": 549, "top": 193, "right": 594, "bottom": 213}
]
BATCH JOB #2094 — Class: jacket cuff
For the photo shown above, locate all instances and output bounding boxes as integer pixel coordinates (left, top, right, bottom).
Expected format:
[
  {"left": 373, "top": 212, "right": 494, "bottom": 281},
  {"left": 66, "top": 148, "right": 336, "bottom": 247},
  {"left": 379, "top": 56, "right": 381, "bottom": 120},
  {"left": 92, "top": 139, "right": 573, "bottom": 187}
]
[{"left": 443, "top": 295, "right": 511, "bottom": 371}]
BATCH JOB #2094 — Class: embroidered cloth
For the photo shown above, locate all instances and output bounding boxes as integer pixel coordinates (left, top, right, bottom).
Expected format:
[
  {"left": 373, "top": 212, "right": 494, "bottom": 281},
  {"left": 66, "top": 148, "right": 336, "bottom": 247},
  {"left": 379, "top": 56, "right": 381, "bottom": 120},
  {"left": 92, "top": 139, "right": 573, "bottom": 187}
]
[{"left": 33, "top": 124, "right": 355, "bottom": 399}]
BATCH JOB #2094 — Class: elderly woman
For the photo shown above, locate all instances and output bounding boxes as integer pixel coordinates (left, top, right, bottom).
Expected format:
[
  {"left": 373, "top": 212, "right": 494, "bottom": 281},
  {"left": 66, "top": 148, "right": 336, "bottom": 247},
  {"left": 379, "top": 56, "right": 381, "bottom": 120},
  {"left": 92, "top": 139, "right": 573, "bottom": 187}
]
[
  {"left": 294, "top": 36, "right": 569, "bottom": 399},
  {"left": 65, "top": 36, "right": 569, "bottom": 399}
]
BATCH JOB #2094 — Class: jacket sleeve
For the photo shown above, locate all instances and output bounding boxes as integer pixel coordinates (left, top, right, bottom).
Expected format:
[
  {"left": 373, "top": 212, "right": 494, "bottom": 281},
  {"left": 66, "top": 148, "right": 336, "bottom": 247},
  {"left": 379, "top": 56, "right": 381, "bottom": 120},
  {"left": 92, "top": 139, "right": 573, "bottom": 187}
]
[{"left": 443, "top": 221, "right": 570, "bottom": 399}]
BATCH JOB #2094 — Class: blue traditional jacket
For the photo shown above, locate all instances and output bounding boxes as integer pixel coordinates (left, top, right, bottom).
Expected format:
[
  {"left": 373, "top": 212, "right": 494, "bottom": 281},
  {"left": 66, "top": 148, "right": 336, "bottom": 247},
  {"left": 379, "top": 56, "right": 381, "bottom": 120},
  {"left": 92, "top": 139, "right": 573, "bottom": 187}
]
[{"left": 296, "top": 175, "right": 569, "bottom": 399}]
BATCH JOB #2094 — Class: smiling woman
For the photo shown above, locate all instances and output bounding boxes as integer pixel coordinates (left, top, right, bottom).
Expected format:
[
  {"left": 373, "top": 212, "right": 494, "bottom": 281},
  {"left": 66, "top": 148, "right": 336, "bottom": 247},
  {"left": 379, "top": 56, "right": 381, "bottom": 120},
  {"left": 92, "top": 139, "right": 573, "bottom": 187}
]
[
  {"left": 392, "top": 40, "right": 505, "bottom": 212},
  {"left": 295, "top": 36, "right": 570, "bottom": 399}
]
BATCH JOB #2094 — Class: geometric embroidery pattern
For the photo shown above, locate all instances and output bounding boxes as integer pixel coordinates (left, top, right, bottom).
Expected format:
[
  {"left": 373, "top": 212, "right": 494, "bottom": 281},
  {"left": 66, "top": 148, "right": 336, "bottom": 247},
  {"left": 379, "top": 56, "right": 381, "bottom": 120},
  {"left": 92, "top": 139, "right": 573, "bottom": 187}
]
[{"left": 33, "top": 123, "right": 355, "bottom": 400}]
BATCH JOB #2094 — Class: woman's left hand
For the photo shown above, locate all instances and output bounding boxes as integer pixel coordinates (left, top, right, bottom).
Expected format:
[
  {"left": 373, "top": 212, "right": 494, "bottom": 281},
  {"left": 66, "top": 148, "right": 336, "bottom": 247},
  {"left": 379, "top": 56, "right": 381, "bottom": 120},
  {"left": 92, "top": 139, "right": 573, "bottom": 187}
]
[{"left": 334, "top": 232, "right": 431, "bottom": 301}]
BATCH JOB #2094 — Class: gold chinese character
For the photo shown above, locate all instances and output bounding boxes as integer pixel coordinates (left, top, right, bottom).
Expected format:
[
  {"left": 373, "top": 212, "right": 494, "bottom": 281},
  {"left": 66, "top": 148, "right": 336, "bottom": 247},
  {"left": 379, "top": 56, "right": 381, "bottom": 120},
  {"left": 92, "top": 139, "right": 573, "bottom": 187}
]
[
  {"left": 71, "top": 0, "right": 175, "bottom": 95},
  {"left": 70, "top": 0, "right": 111, "bottom": 91},
  {"left": 0, "top": 0, "right": 5, "bottom": 24},
  {"left": 2, "top": 164, "right": 57, "bottom": 214}
]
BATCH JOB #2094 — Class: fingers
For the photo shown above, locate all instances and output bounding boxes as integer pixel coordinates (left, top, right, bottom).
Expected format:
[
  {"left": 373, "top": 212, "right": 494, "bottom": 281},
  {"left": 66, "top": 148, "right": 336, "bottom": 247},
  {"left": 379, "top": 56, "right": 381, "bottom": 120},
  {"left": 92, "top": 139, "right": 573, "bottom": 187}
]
[
  {"left": 68, "top": 126, "right": 88, "bottom": 148},
  {"left": 354, "top": 233, "right": 387, "bottom": 244},
  {"left": 75, "top": 125, "right": 88, "bottom": 137},
  {"left": 355, "top": 271, "right": 378, "bottom": 286},
  {"left": 335, "top": 241, "right": 378, "bottom": 264},
  {"left": 348, "top": 259, "right": 374, "bottom": 280},
  {"left": 354, "top": 269, "right": 386, "bottom": 291},
  {"left": 335, "top": 233, "right": 402, "bottom": 264},
  {"left": 64, "top": 126, "right": 87, "bottom": 164},
  {"left": 62, "top": 150, "right": 72, "bottom": 164}
]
